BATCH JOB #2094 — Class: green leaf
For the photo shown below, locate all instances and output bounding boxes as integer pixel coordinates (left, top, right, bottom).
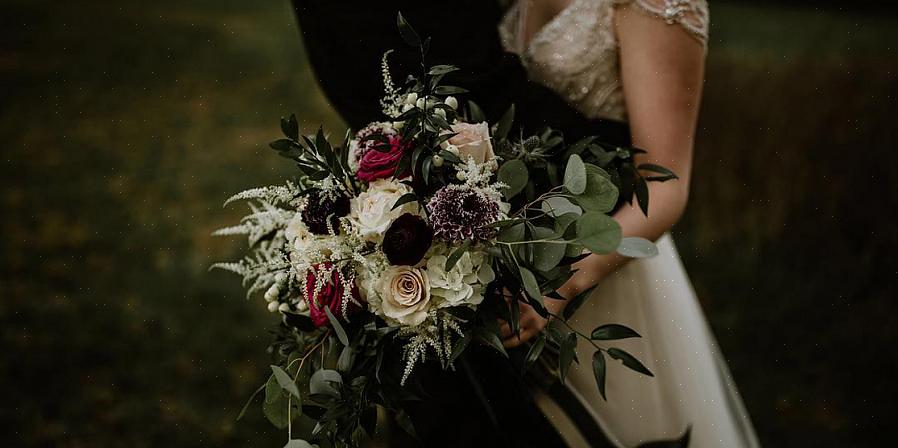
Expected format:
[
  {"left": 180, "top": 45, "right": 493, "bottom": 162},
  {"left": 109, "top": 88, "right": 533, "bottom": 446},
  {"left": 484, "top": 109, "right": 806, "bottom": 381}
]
[
  {"left": 395, "top": 409, "right": 418, "bottom": 438},
  {"left": 270, "top": 365, "right": 301, "bottom": 400},
  {"left": 284, "top": 440, "right": 317, "bottom": 448},
  {"left": 635, "top": 176, "right": 649, "bottom": 216},
  {"left": 574, "top": 164, "right": 619, "bottom": 213},
  {"left": 498, "top": 221, "right": 525, "bottom": 243},
  {"left": 264, "top": 374, "right": 281, "bottom": 404},
  {"left": 445, "top": 240, "right": 471, "bottom": 271},
  {"left": 434, "top": 85, "right": 469, "bottom": 95},
  {"left": 498, "top": 158, "right": 528, "bottom": 199},
  {"left": 591, "top": 324, "right": 642, "bottom": 340},
  {"left": 638, "top": 163, "right": 678, "bottom": 181},
  {"left": 519, "top": 266, "right": 542, "bottom": 301},
  {"left": 236, "top": 383, "right": 266, "bottom": 421},
  {"left": 616, "top": 237, "right": 659, "bottom": 258},
  {"left": 309, "top": 369, "right": 343, "bottom": 397},
  {"left": 562, "top": 286, "right": 595, "bottom": 320},
  {"left": 564, "top": 154, "right": 587, "bottom": 194},
  {"left": 592, "top": 350, "right": 607, "bottom": 400},
  {"left": 576, "top": 212, "right": 622, "bottom": 254},
  {"left": 477, "top": 327, "right": 509, "bottom": 358},
  {"left": 324, "top": 307, "right": 349, "bottom": 346},
  {"left": 494, "top": 104, "right": 515, "bottom": 140},
  {"left": 337, "top": 345, "right": 353, "bottom": 372},
  {"left": 559, "top": 332, "right": 578, "bottom": 383},
  {"left": 270, "top": 139, "right": 298, "bottom": 152},
  {"left": 450, "top": 329, "right": 474, "bottom": 363},
  {"left": 542, "top": 197, "right": 581, "bottom": 218},
  {"left": 607, "top": 348, "right": 654, "bottom": 377},
  {"left": 280, "top": 114, "right": 299, "bottom": 140},
  {"left": 532, "top": 227, "right": 565, "bottom": 272},
  {"left": 428, "top": 64, "right": 459, "bottom": 75},
  {"left": 525, "top": 332, "right": 547, "bottom": 369},
  {"left": 391, "top": 192, "right": 419, "bottom": 211},
  {"left": 396, "top": 12, "right": 421, "bottom": 47},
  {"left": 467, "top": 100, "right": 486, "bottom": 123}
]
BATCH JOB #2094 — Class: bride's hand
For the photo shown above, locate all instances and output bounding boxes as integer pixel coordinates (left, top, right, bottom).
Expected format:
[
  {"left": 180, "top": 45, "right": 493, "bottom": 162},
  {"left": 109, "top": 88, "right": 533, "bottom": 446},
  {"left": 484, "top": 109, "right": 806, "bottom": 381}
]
[{"left": 498, "top": 289, "right": 566, "bottom": 348}]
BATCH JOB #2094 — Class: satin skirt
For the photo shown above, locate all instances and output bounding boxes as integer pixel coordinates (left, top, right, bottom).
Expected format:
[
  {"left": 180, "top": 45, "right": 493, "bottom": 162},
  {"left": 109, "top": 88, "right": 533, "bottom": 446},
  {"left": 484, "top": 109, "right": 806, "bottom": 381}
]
[{"left": 538, "top": 234, "right": 760, "bottom": 447}]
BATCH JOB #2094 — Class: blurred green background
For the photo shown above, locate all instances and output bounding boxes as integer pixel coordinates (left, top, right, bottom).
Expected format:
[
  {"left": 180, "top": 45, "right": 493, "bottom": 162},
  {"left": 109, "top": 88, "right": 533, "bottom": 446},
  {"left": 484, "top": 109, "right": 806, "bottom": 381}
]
[{"left": 2, "top": 0, "right": 896, "bottom": 446}]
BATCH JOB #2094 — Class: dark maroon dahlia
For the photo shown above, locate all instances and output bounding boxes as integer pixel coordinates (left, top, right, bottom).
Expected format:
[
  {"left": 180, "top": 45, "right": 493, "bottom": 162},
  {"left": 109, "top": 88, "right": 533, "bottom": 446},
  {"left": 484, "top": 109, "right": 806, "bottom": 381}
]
[
  {"left": 426, "top": 185, "right": 500, "bottom": 243},
  {"left": 382, "top": 213, "right": 433, "bottom": 266},
  {"left": 301, "top": 190, "right": 350, "bottom": 235}
]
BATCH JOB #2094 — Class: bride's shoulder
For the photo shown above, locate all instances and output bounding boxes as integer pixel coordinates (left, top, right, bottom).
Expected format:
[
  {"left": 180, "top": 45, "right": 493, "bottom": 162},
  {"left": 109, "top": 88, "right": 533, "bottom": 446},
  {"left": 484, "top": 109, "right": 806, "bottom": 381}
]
[{"left": 612, "top": 0, "right": 709, "bottom": 45}]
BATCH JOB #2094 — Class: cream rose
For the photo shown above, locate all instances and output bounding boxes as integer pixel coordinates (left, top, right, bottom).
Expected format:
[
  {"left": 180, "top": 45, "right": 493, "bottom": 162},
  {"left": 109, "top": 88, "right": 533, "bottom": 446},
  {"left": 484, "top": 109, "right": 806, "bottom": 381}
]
[
  {"left": 349, "top": 179, "right": 418, "bottom": 243},
  {"left": 378, "top": 266, "right": 431, "bottom": 326},
  {"left": 447, "top": 122, "right": 495, "bottom": 164}
]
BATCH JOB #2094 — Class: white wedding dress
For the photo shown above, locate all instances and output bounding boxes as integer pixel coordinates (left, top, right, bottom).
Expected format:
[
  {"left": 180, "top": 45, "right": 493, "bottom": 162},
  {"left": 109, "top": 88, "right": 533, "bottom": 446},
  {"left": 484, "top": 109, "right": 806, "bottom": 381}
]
[{"left": 500, "top": 1, "right": 760, "bottom": 447}]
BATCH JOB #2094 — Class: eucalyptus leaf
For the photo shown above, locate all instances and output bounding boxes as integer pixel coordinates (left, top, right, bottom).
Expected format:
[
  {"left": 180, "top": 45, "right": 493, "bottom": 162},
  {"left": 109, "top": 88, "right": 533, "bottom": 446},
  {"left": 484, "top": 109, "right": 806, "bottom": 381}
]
[
  {"left": 576, "top": 212, "right": 622, "bottom": 254},
  {"left": 284, "top": 440, "right": 318, "bottom": 448},
  {"left": 270, "top": 365, "right": 301, "bottom": 399},
  {"left": 309, "top": 369, "right": 343, "bottom": 397},
  {"left": 564, "top": 154, "right": 587, "bottom": 194},
  {"left": 574, "top": 164, "right": 619, "bottom": 213},
  {"left": 519, "top": 266, "right": 542, "bottom": 301},
  {"left": 477, "top": 328, "right": 509, "bottom": 358},
  {"left": 532, "top": 227, "right": 565, "bottom": 272},
  {"left": 498, "top": 158, "right": 528, "bottom": 199},
  {"left": 542, "top": 197, "right": 581, "bottom": 218},
  {"left": 616, "top": 237, "right": 659, "bottom": 258},
  {"left": 324, "top": 307, "right": 349, "bottom": 346}
]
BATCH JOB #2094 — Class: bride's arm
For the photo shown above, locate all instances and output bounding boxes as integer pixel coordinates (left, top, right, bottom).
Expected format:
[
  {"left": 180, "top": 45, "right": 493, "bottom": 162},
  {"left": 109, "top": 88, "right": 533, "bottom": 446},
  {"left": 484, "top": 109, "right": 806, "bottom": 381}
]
[
  {"left": 503, "top": 4, "right": 707, "bottom": 346},
  {"left": 556, "top": 5, "right": 707, "bottom": 299}
]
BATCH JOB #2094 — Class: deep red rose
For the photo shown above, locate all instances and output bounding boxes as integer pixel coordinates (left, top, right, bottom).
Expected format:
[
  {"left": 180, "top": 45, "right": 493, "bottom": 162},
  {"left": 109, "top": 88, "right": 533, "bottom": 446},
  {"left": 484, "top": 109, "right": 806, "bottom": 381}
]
[
  {"left": 383, "top": 213, "right": 433, "bottom": 266},
  {"left": 304, "top": 263, "right": 361, "bottom": 327},
  {"left": 356, "top": 135, "right": 410, "bottom": 182}
]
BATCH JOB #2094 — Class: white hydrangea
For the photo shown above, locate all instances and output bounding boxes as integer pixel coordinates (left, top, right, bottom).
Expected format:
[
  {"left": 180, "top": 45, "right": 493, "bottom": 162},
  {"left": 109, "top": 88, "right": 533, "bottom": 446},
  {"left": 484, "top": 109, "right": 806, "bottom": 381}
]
[{"left": 426, "top": 250, "right": 495, "bottom": 308}]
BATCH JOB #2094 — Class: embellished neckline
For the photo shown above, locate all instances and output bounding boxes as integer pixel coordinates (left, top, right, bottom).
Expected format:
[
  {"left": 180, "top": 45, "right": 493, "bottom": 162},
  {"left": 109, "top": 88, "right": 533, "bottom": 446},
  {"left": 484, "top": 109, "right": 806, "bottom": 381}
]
[{"left": 514, "top": 0, "right": 592, "bottom": 58}]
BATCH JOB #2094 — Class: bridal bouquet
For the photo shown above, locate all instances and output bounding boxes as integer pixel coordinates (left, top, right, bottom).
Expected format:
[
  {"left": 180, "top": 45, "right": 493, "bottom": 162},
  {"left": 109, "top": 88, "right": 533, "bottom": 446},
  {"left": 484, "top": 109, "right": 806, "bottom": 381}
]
[{"left": 214, "top": 14, "right": 675, "bottom": 447}]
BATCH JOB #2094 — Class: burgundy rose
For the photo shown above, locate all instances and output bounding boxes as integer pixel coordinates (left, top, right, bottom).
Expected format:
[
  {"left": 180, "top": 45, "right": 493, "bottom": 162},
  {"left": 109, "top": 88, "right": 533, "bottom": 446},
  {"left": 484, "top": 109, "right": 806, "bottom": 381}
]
[
  {"left": 356, "top": 135, "right": 410, "bottom": 182},
  {"left": 382, "top": 213, "right": 433, "bottom": 266},
  {"left": 304, "top": 263, "right": 361, "bottom": 327}
]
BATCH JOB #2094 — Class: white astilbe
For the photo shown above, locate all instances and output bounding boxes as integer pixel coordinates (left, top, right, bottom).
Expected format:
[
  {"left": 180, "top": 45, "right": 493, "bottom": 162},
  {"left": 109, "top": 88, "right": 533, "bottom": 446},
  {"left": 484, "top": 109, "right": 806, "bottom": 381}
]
[
  {"left": 213, "top": 201, "right": 295, "bottom": 247},
  {"left": 398, "top": 311, "right": 466, "bottom": 385},
  {"left": 222, "top": 181, "right": 301, "bottom": 207},
  {"left": 379, "top": 50, "right": 403, "bottom": 118},
  {"left": 211, "top": 235, "right": 292, "bottom": 300}
]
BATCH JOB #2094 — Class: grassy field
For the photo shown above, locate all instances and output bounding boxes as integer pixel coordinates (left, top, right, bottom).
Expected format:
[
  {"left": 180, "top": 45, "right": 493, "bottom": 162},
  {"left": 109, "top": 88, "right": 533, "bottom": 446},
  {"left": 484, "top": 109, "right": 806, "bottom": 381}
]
[{"left": 2, "top": 1, "right": 896, "bottom": 447}]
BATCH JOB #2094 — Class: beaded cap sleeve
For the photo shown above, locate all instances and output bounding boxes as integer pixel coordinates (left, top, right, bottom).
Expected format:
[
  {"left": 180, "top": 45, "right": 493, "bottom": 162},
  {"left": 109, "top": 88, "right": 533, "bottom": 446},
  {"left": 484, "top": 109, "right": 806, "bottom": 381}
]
[{"left": 615, "top": 0, "right": 709, "bottom": 45}]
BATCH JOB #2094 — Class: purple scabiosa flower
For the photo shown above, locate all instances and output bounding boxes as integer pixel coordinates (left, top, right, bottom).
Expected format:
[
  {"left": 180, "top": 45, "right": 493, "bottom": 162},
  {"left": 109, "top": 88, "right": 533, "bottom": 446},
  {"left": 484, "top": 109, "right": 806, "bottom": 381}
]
[
  {"left": 301, "top": 190, "right": 350, "bottom": 235},
  {"left": 426, "top": 185, "right": 500, "bottom": 243}
]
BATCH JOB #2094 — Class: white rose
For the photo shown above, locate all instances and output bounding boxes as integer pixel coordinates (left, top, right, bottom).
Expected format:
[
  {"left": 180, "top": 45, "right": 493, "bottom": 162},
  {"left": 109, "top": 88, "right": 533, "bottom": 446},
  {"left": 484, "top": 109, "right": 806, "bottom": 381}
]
[
  {"left": 426, "top": 251, "right": 494, "bottom": 307},
  {"left": 350, "top": 179, "right": 418, "bottom": 243},
  {"left": 447, "top": 122, "right": 495, "bottom": 164},
  {"left": 378, "top": 266, "right": 431, "bottom": 326}
]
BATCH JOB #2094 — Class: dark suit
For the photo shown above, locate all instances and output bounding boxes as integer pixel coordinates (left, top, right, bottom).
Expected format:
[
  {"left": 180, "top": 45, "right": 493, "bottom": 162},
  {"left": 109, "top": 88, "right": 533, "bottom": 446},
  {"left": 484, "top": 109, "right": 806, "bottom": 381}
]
[{"left": 290, "top": 2, "right": 631, "bottom": 446}]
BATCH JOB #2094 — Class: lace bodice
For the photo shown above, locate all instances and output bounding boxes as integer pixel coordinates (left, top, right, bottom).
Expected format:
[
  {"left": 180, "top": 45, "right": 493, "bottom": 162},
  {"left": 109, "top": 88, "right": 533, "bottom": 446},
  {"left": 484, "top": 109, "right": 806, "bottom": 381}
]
[{"left": 499, "top": 0, "right": 709, "bottom": 121}]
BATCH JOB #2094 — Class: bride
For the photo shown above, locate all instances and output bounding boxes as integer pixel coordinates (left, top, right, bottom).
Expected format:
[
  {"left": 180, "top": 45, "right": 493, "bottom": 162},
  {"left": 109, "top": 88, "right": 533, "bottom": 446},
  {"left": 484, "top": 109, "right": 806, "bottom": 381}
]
[{"left": 496, "top": 0, "right": 761, "bottom": 446}]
